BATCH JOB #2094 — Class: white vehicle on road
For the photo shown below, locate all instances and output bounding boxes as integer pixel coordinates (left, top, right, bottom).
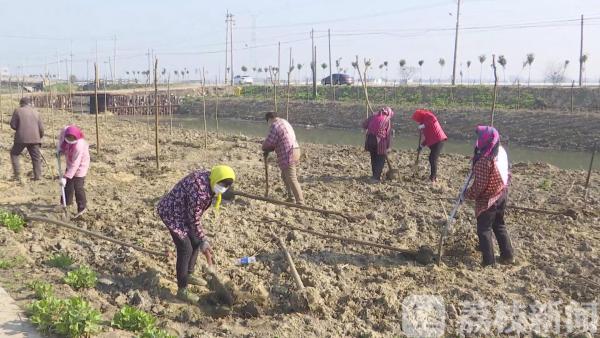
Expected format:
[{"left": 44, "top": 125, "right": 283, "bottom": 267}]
[{"left": 234, "top": 75, "right": 254, "bottom": 85}]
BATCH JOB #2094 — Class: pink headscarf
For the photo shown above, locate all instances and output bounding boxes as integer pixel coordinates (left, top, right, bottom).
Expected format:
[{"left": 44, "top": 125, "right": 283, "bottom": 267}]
[
  {"left": 60, "top": 125, "right": 85, "bottom": 154},
  {"left": 474, "top": 125, "right": 499, "bottom": 161}
]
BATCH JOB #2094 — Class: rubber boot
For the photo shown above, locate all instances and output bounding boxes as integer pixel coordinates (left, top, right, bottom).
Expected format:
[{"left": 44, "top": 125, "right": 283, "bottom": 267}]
[
  {"left": 187, "top": 273, "right": 207, "bottom": 286},
  {"left": 176, "top": 288, "right": 199, "bottom": 304}
]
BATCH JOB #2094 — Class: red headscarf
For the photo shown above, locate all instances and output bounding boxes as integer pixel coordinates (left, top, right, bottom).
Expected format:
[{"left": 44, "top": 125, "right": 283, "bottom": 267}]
[{"left": 411, "top": 109, "right": 436, "bottom": 124}]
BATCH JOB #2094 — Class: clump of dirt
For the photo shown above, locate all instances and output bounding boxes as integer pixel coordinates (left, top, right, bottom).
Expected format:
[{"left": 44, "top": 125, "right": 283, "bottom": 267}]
[{"left": 0, "top": 109, "right": 598, "bottom": 337}]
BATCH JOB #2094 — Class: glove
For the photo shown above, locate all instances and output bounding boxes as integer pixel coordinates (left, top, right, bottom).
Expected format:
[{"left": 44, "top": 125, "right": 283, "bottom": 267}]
[
  {"left": 418, "top": 124, "right": 426, "bottom": 130},
  {"left": 59, "top": 178, "right": 67, "bottom": 187},
  {"left": 263, "top": 150, "right": 270, "bottom": 157},
  {"left": 417, "top": 145, "right": 423, "bottom": 152}
]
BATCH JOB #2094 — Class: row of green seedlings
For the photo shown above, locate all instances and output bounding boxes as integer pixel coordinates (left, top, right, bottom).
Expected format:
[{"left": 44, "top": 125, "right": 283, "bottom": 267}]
[
  {"left": 27, "top": 255, "right": 175, "bottom": 337},
  {"left": 0, "top": 210, "right": 26, "bottom": 268}
]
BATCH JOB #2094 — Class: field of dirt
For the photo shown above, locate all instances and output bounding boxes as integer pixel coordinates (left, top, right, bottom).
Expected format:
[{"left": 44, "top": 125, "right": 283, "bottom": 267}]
[
  {"left": 0, "top": 108, "right": 599, "bottom": 337},
  {"left": 179, "top": 97, "right": 600, "bottom": 152}
]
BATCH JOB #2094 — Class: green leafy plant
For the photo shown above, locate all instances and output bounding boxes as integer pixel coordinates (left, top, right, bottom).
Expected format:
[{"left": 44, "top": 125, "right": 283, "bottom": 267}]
[
  {"left": 0, "top": 256, "right": 25, "bottom": 269},
  {"left": 111, "top": 305, "right": 156, "bottom": 332},
  {"left": 54, "top": 297, "right": 102, "bottom": 338},
  {"left": 46, "top": 253, "right": 74, "bottom": 268},
  {"left": 28, "top": 280, "right": 54, "bottom": 299},
  {"left": 112, "top": 305, "right": 175, "bottom": 338},
  {"left": 63, "top": 265, "right": 97, "bottom": 290},
  {"left": 539, "top": 179, "right": 553, "bottom": 191},
  {"left": 28, "top": 296, "right": 65, "bottom": 334},
  {"left": 29, "top": 296, "right": 102, "bottom": 338},
  {"left": 0, "top": 210, "right": 26, "bottom": 232},
  {"left": 140, "top": 326, "right": 177, "bottom": 338}
]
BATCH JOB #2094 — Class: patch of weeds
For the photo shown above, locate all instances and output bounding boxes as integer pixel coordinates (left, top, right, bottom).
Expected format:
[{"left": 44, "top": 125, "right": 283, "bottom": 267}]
[
  {"left": 28, "top": 280, "right": 54, "bottom": 299},
  {"left": 46, "top": 253, "right": 74, "bottom": 268},
  {"left": 29, "top": 296, "right": 101, "bottom": 338},
  {"left": 63, "top": 265, "right": 97, "bottom": 290},
  {"left": 0, "top": 256, "right": 25, "bottom": 269},
  {"left": 112, "top": 305, "right": 175, "bottom": 338},
  {"left": 0, "top": 210, "right": 26, "bottom": 232},
  {"left": 539, "top": 179, "right": 553, "bottom": 191}
]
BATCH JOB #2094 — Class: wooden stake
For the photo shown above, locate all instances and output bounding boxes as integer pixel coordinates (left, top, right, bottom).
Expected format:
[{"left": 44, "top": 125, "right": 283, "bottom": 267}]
[
  {"left": 202, "top": 67, "right": 208, "bottom": 149},
  {"left": 94, "top": 63, "right": 100, "bottom": 154},
  {"left": 584, "top": 142, "right": 596, "bottom": 199},
  {"left": 26, "top": 215, "right": 166, "bottom": 257},
  {"left": 167, "top": 75, "right": 172, "bottom": 136},
  {"left": 263, "top": 153, "right": 269, "bottom": 197},
  {"left": 271, "top": 233, "right": 304, "bottom": 291},
  {"left": 215, "top": 91, "right": 220, "bottom": 139},
  {"left": 154, "top": 58, "right": 160, "bottom": 170},
  {"left": 570, "top": 80, "right": 575, "bottom": 113},
  {"left": 234, "top": 190, "right": 359, "bottom": 221},
  {"left": 490, "top": 54, "right": 498, "bottom": 126}
]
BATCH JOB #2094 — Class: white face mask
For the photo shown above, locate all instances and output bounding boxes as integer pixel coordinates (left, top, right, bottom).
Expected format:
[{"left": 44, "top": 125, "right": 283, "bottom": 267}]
[
  {"left": 65, "top": 138, "right": 77, "bottom": 145},
  {"left": 213, "top": 183, "right": 228, "bottom": 194}
]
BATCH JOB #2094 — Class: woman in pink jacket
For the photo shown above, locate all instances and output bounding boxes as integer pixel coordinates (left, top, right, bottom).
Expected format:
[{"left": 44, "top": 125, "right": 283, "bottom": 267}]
[
  {"left": 57, "top": 125, "right": 90, "bottom": 218},
  {"left": 411, "top": 109, "right": 447, "bottom": 182}
]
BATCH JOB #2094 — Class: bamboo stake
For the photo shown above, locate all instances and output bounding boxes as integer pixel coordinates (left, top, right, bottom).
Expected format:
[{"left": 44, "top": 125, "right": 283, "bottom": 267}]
[
  {"left": 270, "top": 220, "right": 417, "bottom": 255},
  {"left": 570, "top": 80, "right": 575, "bottom": 113},
  {"left": 94, "top": 63, "right": 100, "bottom": 154},
  {"left": 215, "top": 91, "right": 220, "bottom": 139},
  {"left": 202, "top": 67, "right": 208, "bottom": 149},
  {"left": 584, "top": 142, "right": 597, "bottom": 199},
  {"left": 167, "top": 75, "right": 172, "bottom": 136},
  {"left": 271, "top": 233, "right": 304, "bottom": 291},
  {"left": 490, "top": 54, "right": 498, "bottom": 126},
  {"left": 26, "top": 215, "right": 166, "bottom": 257},
  {"left": 234, "top": 190, "right": 359, "bottom": 221},
  {"left": 154, "top": 58, "right": 160, "bottom": 170}
]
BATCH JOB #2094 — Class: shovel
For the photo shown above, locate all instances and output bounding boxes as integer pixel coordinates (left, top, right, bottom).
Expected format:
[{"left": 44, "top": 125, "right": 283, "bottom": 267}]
[
  {"left": 263, "top": 152, "right": 269, "bottom": 197},
  {"left": 385, "top": 155, "right": 399, "bottom": 180},
  {"left": 436, "top": 170, "right": 473, "bottom": 265},
  {"left": 412, "top": 131, "right": 423, "bottom": 176},
  {"left": 56, "top": 152, "right": 68, "bottom": 218}
]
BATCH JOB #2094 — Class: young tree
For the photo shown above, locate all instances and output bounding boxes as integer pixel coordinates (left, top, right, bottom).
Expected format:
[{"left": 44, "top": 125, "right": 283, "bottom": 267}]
[
  {"left": 418, "top": 60, "right": 424, "bottom": 84},
  {"left": 478, "top": 54, "right": 487, "bottom": 84},
  {"left": 241, "top": 65, "right": 248, "bottom": 73},
  {"left": 383, "top": 60, "right": 389, "bottom": 84},
  {"left": 321, "top": 62, "right": 327, "bottom": 71},
  {"left": 335, "top": 57, "right": 343, "bottom": 73},
  {"left": 580, "top": 54, "right": 589, "bottom": 84},
  {"left": 524, "top": 53, "right": 535, "bottom": 86},
  {"left": 498, "top": 55, "right": 507, "bottom": 83},
  {"left": 438, "top": 58, "right": 446, "bottom": 84},
  {"left": 466, "top": 60, "right": 472, "bottom": 84}
]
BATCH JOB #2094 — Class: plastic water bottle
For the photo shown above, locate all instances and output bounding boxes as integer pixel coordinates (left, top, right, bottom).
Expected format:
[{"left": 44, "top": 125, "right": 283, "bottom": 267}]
[{"left": 236, "top": 256, "right": 257, "bottom": 265}]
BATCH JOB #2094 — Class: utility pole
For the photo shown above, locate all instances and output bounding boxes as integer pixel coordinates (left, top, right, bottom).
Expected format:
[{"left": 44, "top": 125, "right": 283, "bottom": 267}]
[
  {"left": 230, "top": 12, "right": 234, "bottom": 85},
  {"left": 328, "top": 29, "right": 333, "bottom": 95},
  {"left": 451, "top": 0, "right": 461, "bottom": 86},
  {"left": 277, "top": 41, "right": 281, "bottom": 84},
  {"left": 225, "top": 10, "right": 229, "bottom": 85},
  {"left": 579, "top": 14, "right": 584, "bottom": 87}
]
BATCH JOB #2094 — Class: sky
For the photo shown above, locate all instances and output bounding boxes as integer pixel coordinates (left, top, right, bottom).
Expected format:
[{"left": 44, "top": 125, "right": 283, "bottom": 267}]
[{"left": 0, "top": 0, "right": 599, "bottom": 84}]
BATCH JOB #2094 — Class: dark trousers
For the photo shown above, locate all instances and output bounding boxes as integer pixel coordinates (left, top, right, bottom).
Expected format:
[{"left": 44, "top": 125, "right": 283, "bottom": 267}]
[
  {"left": 169, "top": 230, "right": 202, "bottom": 288},
  {"left": 10, "top": 143, "right": 42, "bottom": 180},
  {"left": 62, "top": 177, "right": 87, "bottom": 212},
  {"left": 476, "top": 196, "right": 514, "bottom": 266},
  {"left": 369, "top": 151, "right": 386, "bottom": 180},
  {"left": 428, "top": 141, "right": 444, "bottom": 181}
]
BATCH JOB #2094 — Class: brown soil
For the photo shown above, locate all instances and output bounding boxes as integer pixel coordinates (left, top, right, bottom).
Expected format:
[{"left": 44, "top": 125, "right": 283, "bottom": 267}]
[{"left": 0, "top": 111, "right": 599, "bottom": 337}]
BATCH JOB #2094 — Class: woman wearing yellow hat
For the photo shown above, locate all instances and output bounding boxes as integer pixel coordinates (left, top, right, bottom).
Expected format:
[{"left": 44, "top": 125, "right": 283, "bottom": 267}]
[{"left": 157, "top": 165, "right": 235, "bottom": 303}]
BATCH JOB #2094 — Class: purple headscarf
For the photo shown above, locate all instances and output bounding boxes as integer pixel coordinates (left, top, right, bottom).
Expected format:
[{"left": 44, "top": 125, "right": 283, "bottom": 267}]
[{"left": 474, "top": 125, "right": 499, "bottom": 161}]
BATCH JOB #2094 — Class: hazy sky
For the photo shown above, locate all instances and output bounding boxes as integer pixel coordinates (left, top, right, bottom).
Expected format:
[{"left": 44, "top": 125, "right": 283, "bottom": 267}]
[{"left": 1, "top": 0, "right": 599, "bottom": 84}]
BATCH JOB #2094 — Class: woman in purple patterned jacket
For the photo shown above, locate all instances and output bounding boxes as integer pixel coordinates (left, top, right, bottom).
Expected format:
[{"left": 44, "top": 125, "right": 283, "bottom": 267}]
[{"left": 157, "top": 165, "right": 235, "bottom": 303}]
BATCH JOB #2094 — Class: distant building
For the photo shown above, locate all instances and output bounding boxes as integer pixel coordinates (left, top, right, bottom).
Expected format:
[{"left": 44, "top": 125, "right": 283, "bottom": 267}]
[{"left": 0, "top": 67, "right": 9, "bottom": 78}]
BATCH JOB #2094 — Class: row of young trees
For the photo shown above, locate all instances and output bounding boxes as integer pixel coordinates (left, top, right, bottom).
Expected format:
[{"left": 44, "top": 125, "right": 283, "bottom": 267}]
[{"left": 238, "top": 52, "right": 591, "bottom": 86}]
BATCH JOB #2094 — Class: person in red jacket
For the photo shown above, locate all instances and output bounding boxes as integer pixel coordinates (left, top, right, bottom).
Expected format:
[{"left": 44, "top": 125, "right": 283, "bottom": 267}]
[{"left": 411, "top": 109, "right": 448, "bottom": 182}]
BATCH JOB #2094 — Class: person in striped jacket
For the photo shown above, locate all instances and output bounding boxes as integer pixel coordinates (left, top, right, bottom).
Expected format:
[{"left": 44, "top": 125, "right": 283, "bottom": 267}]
[
  {"left": 362, "top": 106, "right": 395, "bottom": 182},
  {"left": 411, "top": 109, "right": 447, "bottom": 183},
  {"left": 464, "top": 126, "right": 514, "bottom": 267}
]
